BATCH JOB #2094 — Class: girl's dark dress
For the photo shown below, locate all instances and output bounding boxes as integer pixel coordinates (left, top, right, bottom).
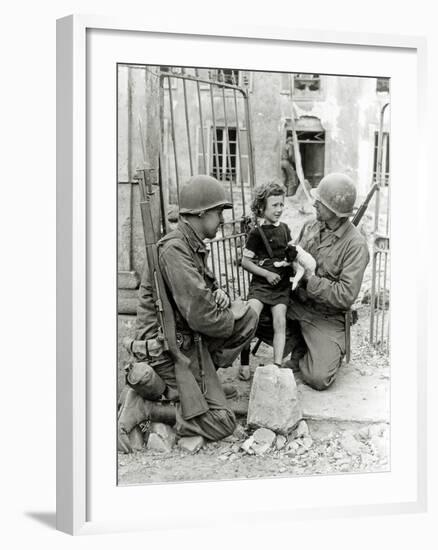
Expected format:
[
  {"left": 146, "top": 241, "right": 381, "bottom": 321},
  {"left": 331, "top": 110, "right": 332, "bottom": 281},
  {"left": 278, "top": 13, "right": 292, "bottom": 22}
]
[{"left": 245, "top": 222, "right": 293, "bottom": 306}]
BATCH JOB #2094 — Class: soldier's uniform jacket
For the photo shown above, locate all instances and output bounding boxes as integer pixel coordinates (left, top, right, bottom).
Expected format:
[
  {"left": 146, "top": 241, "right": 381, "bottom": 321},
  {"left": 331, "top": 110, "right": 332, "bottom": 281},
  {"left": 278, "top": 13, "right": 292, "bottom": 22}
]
[
  {"left": 296, "top": 218, "right": 369, "bottom": 315},
  {"left": 135, "top": 219, "right": 236, "bottom": 420}
]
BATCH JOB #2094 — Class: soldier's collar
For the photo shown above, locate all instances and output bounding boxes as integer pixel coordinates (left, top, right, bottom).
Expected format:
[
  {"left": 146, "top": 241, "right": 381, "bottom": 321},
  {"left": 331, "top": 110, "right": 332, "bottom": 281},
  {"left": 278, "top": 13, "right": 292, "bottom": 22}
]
[
  {"left": 179, "top": 219, "right": 208, "bottom": 252},
  {"left": 333, "top": 218, "right": 352, "bottom": 238},
  {"left": 321, "top": 218, "right": 351, "bottom": 238}
]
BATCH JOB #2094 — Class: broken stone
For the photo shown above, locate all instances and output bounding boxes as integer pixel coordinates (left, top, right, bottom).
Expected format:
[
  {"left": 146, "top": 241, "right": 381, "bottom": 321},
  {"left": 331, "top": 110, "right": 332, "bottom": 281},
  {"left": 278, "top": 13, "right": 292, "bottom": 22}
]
[
  {"left": 241, "top": 436, "right": 255, "bottom": 454},
  {"left": 129, "top": 426, "right": 145, "bottom": 451},
  {"left": 301, "top": 437, "right": 313, "bottom": 450},
  {"left": 340, "top": 432, "right": 367, "bottom": 456},
  {"left": 275, "top": 435, "right": 287, "bottom": 450},
  {"left": 247, "top": 365, "right": 302, "bottom": 435},
  {"left": 150, "top": 422, "right": 176, "bottom": 447},
  {"left": 286, "top": 440, "right": 300, "bottom": 452},
  {"left": 147, "top": 432, "right": 173, "bottom": 453},
  {"left": 252, "top": 442, "right": 272, "bottom": 456},
  {"left": 253, "top": 427, "right": 276, "bottom": 446},
  {"left": 292, "top": 420, "right": 309, "bottom": 439},
  {"left": 178, "top": 436, "right": 204, "bottom": 453}
]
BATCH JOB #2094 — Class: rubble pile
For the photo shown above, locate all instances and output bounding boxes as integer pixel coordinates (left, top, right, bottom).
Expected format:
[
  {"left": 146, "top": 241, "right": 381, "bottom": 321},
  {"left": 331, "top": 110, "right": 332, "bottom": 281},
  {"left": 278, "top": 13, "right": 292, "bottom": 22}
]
[{"left": 240, "top": 420, "right": 312, "bottom": 457}]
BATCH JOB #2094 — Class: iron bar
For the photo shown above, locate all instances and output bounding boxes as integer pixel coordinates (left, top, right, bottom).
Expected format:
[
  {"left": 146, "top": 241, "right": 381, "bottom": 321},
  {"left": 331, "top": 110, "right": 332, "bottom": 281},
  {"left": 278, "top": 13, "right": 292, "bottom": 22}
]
[
  {"left": 181, "top": 68, "right": 194, "bottom": 176},
  {"left": 233, "top": 235, "right": 242, "bottom": 298},
  {"left": 209, "top": 240, "right": 217, "bottom": 280},
  {"left": 232, "top": 76, "right": 246, "bottom": 217},
  {"left": 158, "top": 75, "right": 170, "bottom": 234},
  {"left": 381, "top": 251, "right": 388, "bottom": 349},
  {"left": 243, "top": 87, "right": 256, "bottom": 189},
  {"left": 220, "top": 223, "right": 230, "bottom": 295},
  {"left": 227, "top": 234, "right": 236, "bottom": 300},
  {"left": 369, "top": 248, "right": 377, "bottom": 345},
  {"left": 167, "top": 75, "right": 180, "bottom": 197},
  {"left": 374, "top": 102, "right": 389, "bottom": 233},
  {"left": 239, "top": 235, "right": 247, "bottom": 298},
  {"left": 220, "top": 70, "right": 237, "bottom": 227},
  {"left": 194, "top": 69, "right": 207, "bottom": 173},
  {"left": 208, "top": 231, "right": 247, "bottom": 244},
  {"left": 208, "top": 71, "right": 221, "bottom": 185},
  {"left": 161, "top": 70, "right": 246, "bottom": 93}
]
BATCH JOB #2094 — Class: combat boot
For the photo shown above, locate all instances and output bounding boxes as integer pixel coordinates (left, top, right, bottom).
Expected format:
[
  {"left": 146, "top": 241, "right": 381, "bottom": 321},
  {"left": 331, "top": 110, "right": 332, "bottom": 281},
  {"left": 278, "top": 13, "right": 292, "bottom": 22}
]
[
  {"left": 118, "top": 389, "right": 151, "bottom": 453},
  {"left": 118, "top": 389, "right": 177, "bottom": 453}
]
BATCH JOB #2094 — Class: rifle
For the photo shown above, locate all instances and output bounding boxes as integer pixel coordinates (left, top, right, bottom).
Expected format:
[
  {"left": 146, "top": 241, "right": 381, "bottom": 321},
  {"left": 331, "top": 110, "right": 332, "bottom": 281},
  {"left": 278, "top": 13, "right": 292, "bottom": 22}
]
[
  {"left": 136, "top": 167, "right": 209, "bottom": 420},
  {"left": 352, "top": 183, "right": 378, "bottom": 227}
]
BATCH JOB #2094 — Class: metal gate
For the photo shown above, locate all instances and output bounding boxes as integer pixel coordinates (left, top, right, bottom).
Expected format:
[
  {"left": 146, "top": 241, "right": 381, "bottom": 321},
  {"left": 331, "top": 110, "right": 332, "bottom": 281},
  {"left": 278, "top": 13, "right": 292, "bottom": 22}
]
[
  {"left": 369, "top": 102, "right": 390, "bottom": 353},
  {"left": 159, "top": 67, "right": 255, "bottom": 300}
]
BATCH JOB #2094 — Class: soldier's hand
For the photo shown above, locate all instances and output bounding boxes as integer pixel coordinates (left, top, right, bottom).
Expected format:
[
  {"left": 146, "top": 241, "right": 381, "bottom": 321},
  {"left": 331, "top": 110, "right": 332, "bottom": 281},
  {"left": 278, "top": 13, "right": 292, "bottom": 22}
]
[
  {"left": 230, "top": 299, "right": 250, "bottom": 320},
  {"left": 213, "top": 288, "right": 230, "bottom": 310},
  {"left": 265, "top": 271, "right": 281, "bottom": 286}
]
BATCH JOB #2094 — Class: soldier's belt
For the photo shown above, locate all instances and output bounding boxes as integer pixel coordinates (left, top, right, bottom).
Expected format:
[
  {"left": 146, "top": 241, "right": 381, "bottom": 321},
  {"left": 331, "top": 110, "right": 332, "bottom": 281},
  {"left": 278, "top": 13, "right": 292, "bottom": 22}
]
[
  {"left": 124, "top": 332, "right": 194, "bottom": 361},
  {"left": 124, "top": 336, "right": 165, "bottom": 361}
]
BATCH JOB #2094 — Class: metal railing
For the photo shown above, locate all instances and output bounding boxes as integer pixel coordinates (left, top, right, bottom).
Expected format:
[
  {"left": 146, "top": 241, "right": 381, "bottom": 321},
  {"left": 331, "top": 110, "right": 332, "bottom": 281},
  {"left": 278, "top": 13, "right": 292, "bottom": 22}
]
[
  {"left": 160, "top": 67, "right": 256, "bottom": 299},
  {"left": 369, "top": 102, "right": 390, "bottom": 353}
]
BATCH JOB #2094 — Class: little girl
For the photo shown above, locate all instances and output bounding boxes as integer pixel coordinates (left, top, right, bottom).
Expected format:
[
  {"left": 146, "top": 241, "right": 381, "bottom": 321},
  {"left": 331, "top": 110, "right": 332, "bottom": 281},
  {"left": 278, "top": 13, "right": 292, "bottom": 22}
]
[{"left": 240, "top": 181, "right": 297, "bottom": 379}]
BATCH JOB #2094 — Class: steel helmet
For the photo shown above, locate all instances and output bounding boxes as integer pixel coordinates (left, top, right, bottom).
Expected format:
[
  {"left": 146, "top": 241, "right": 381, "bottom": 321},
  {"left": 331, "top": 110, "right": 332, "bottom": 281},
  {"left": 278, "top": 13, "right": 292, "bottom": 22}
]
[
  {"left": 179, "top": 175, "right": 233, "bottom": 214},
  {"left": 312, "top": 173, "right": 357, "bottom": 217}
]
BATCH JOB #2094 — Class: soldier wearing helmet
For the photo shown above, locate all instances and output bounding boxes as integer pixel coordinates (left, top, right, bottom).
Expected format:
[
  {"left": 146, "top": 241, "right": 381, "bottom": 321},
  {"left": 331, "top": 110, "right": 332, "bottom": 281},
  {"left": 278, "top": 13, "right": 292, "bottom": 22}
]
[
  {"left": 284, "top": 172, "right": 369, "bottom": 390},
  {"left": 118, "top": 175, "right": 258, "bottom": 451}
]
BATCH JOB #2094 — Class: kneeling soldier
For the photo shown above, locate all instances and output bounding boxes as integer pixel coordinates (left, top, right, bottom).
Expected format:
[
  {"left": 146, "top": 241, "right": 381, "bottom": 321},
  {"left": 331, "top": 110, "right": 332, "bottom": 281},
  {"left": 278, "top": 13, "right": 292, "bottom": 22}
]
[{"left": 118, "top": 175, "right": 258, "bottom": 452}]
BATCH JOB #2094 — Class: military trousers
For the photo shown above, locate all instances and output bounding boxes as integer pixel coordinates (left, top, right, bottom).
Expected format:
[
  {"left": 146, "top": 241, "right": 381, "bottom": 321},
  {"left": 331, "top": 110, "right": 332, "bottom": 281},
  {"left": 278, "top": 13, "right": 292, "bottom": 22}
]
[
  {"left": 154, "top": 307, "right": 258, "bottom": 440},
  {"left": 287, "top": 298, "right": 346, "bottom": 390}
]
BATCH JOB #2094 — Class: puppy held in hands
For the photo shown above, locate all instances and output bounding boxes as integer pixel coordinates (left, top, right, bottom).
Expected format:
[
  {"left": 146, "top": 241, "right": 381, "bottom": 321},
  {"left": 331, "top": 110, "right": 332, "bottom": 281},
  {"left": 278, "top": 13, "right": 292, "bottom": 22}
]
[{"left": 273, "top": 242, "right": 316, "bottom": 290}]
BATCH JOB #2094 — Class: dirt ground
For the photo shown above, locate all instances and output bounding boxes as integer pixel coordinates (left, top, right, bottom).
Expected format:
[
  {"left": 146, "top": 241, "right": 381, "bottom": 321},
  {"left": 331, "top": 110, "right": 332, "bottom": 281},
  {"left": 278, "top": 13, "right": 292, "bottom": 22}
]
[{"left": 118, "top": 305, "right": 390, "bottom": 486}]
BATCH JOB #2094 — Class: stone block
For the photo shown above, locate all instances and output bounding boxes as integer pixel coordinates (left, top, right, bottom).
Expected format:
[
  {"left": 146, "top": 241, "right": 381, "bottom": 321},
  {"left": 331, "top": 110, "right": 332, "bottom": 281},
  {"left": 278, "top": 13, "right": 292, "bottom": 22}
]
[
  {"left": 247, "top": 365, "right": 302, "bottom": 435},
  {"left": 275, "top": 435, "right": 287, "bottom": 450},
  {"left": 241, "top": 436, "right": 255, "bottom": 454},
  {"left": 151, "top": 422, "right": 176, "bottom": 448},
  {"left": 292, "top": 420, "right": 309, "bottom": 439},
  {"left": 147, "top": 433, "right": 173, "bottom": 453},
  {"left": 129, "top": 426, "right": 145, "bottom": 451},
  {"left": 178, "top": 436, "right": 204, "bottom": 453},
  {"left": 251, "top": 428, "right": 276, "bottom": 455}
]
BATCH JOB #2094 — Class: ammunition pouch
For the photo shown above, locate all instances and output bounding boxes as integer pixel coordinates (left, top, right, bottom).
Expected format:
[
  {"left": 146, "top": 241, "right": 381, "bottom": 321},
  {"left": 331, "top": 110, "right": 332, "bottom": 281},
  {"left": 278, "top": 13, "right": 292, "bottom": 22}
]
[{"left": 125, "top": 361, "right": 166, "bottom": 401}]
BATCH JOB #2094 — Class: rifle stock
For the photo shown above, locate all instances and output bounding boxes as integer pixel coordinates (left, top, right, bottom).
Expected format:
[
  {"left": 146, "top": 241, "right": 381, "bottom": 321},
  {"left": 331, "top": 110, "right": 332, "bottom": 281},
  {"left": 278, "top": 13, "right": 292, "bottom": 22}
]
[{"left": 137, "top": 168, "right": 208, "bottom": 419}]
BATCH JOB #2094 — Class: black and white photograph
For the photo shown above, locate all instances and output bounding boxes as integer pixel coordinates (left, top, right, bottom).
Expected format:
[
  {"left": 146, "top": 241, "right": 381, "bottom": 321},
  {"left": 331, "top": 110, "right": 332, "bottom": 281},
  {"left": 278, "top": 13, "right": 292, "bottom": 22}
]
[{"left": 116, "top": 65, "right": 391, "bottom": 485}]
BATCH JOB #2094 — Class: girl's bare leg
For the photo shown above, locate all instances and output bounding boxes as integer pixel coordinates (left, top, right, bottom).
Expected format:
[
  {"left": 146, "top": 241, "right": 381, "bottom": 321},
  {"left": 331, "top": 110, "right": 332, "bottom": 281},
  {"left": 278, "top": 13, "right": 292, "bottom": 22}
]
[{"left": 271, "top": 303, "right": 287, "bottom": 365}]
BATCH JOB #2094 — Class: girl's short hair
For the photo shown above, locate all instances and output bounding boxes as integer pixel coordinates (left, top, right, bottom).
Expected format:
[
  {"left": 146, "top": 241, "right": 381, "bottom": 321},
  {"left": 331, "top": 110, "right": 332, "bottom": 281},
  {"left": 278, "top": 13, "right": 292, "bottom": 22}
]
[{"left": 251, "top": 181, "right": 287, "bottom": 217}]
